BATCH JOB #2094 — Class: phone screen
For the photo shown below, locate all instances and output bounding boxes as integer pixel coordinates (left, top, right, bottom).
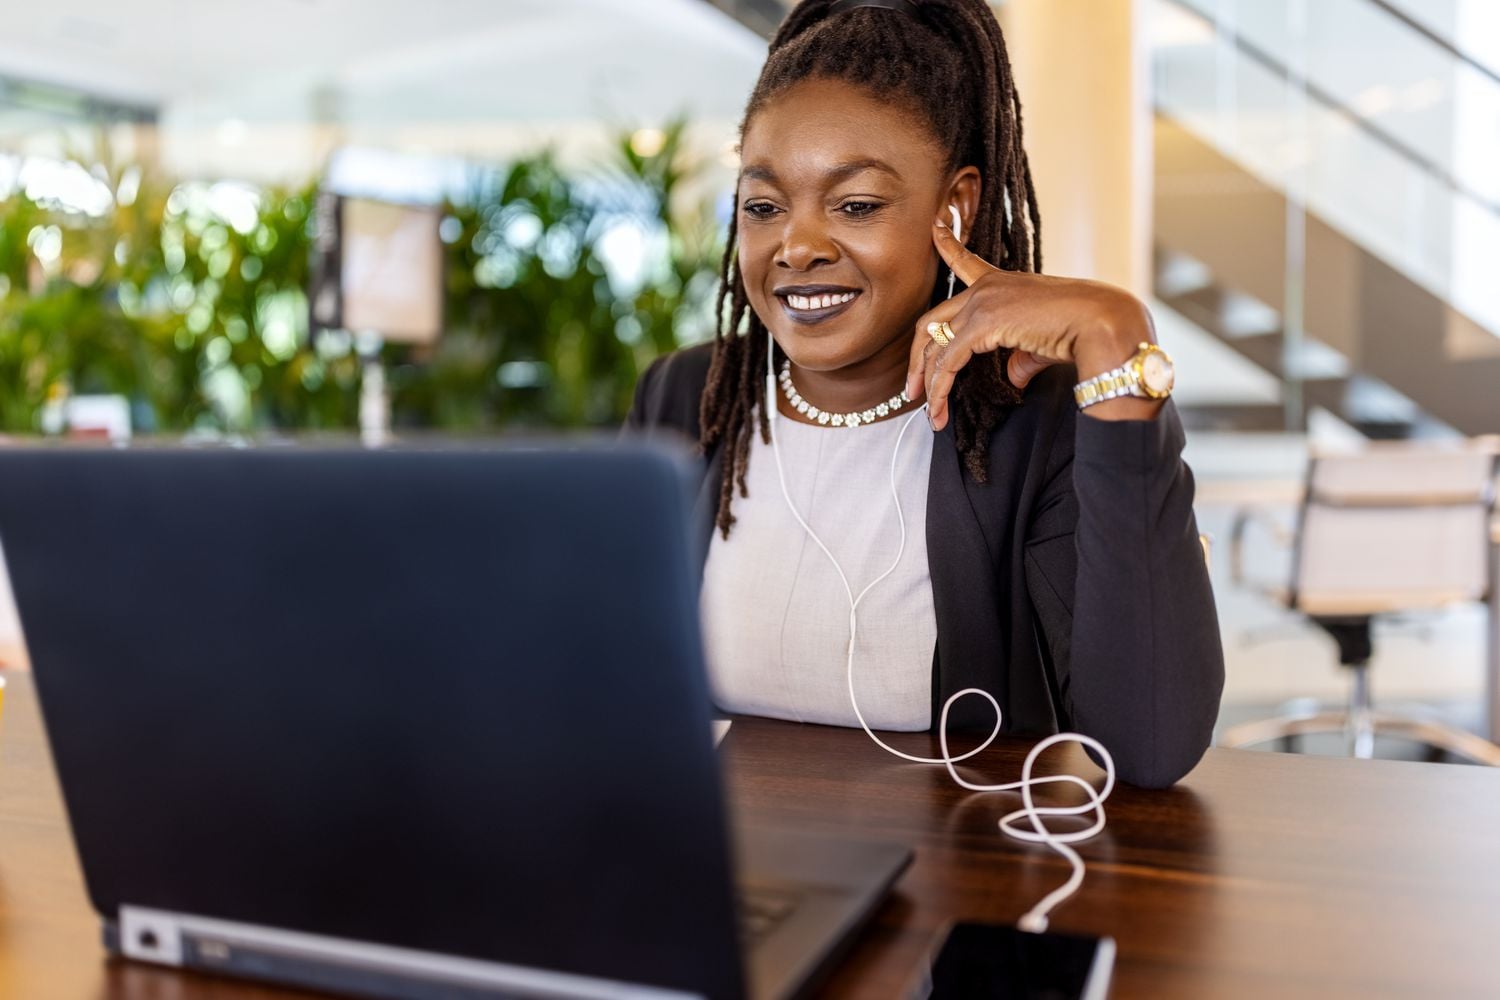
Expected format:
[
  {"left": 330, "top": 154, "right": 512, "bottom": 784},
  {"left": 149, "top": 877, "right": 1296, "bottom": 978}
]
[{"left": 924, "top": 922, "right": 1115, "bottom": 1000}]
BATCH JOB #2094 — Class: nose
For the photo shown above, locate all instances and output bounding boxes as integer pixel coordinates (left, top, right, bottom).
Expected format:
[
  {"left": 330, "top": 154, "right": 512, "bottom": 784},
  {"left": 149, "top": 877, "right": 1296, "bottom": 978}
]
[{"left": 774, "top": 212, "right": 838, "bottom": 272}]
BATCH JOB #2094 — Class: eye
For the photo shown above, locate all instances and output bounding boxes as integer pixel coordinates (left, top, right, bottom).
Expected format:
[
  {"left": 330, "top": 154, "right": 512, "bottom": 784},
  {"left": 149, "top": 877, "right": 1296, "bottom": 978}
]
[
  {"left": 838, "top": 201, "right": 882, "bottom": 218},
  {"left": 741, "top": 201, "right": 779, "bottom": 220}
]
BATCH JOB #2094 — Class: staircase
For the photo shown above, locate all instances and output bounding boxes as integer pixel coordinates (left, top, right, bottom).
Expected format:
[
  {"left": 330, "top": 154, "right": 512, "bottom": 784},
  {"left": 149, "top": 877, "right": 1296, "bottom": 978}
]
[{"left": 1153, "top": 0, "right": 1500, "bottom": 438}]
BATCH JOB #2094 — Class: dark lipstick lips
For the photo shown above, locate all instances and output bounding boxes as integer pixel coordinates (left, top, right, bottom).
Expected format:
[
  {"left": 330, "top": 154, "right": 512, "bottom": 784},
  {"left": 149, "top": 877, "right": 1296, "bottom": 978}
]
[{"left": 776, "top": 287, "right": 861, "bottom": 325}]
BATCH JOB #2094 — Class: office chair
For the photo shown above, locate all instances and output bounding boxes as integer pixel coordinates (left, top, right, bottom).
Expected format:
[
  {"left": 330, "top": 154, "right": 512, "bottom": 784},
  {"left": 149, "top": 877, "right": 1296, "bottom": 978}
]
[{"left": 1221, "top": 443, "right": 1500, "bottom": 766}]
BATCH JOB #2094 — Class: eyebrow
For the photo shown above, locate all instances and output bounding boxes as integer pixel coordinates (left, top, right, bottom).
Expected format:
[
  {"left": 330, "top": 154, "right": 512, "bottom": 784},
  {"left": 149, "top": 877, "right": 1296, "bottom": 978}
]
[{"left": 740, "top": 158, "right": 903, "bottom": 186}]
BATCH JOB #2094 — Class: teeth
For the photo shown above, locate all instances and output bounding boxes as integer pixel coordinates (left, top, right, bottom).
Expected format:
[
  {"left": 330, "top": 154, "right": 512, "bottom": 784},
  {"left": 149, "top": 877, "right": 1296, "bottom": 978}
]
[{"left": 786, "top": 291, "right": 855, "bottom": 311}]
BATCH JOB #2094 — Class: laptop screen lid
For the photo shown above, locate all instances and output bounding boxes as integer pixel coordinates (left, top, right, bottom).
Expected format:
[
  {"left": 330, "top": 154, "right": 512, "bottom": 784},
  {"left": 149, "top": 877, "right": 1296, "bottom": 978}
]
[{"left": 0, "top": 445, "right": 744, "bottom": 999}]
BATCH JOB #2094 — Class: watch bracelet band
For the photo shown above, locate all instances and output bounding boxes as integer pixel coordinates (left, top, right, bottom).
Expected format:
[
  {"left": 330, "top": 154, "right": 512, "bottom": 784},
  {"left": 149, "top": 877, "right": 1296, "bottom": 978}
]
[{"left": 1073, "top": 362, "right": 1145, "bottom": 409}]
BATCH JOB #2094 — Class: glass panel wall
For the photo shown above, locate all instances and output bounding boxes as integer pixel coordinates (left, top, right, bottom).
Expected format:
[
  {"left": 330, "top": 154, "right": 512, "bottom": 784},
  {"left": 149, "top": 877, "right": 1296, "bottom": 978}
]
[{"left": 1154, "top": 0, "right": 1500, "bottom": 340}]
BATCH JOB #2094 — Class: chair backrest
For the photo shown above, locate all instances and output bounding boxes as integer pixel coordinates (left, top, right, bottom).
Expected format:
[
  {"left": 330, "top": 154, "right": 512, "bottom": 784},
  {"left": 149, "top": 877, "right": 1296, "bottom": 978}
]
[{"left": 1293, "top": 446, "right": 1496, "bottom": 617}]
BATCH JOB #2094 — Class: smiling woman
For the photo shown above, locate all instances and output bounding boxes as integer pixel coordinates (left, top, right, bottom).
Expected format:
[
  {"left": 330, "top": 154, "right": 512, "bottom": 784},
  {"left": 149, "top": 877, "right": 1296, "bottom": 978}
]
[{"left": 625, "top": 0, "right": 1225, "bottom": 790}]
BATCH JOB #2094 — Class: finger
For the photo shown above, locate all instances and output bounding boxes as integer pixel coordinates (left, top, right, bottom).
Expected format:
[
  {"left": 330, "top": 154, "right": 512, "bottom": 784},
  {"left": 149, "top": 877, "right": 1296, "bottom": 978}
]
[
  {"left": 925, "top": 335, "right": 975, "bottom": 432},
  {"left": 933, "top": 218, "right": 1000, "bottom": 288},
  {"left": 1007, "top": 349, "right": 1058, "bottom": 390},
  {"left": 910, "top": 339, "right": 940, "bottom": 405},
  {"left": 907, "top": 324, "right": 930, "bottom": 402},
  {"left": 907, "top": 297, "right": 964, "bottom": 401}
]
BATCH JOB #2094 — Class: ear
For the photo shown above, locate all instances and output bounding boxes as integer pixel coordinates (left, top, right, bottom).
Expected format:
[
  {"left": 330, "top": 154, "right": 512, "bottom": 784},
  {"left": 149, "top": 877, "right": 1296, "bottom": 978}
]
[{"left": 939, "top": 166, "right": 982, "bottom": 245}]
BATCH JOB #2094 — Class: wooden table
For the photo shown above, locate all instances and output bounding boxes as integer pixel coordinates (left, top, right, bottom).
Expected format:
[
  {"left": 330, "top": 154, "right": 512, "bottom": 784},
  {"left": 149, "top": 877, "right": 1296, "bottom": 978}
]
[{"left": 3, "top": 674, "right": 1499, "bottom": 999}]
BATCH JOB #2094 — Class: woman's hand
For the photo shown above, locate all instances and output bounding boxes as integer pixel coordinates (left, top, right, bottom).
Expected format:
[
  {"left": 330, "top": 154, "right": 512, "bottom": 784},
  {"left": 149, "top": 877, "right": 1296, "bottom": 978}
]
[{"left": 906, "top": 219, "right": 1163, "bottom": 430}]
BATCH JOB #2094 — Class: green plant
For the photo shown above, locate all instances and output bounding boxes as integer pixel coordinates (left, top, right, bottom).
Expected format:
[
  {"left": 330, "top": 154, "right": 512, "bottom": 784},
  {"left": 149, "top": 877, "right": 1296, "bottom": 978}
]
[
  {"left": 0, "top": 118, "right": 722, "bottom": 435},
  {"left": 403, "top": 118, "right": 722, "bottom": 429},
  {"left": 0, "top": 175, "right": 184, "bottom": 431},
  {"left": 151, "top": 181, "right": 359, "bottom": 431}
]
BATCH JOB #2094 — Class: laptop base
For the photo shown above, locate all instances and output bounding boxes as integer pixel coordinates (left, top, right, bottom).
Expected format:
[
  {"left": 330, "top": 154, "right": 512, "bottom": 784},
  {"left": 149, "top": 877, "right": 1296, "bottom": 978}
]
[
  {"left": 103, "top": 824, "right": 910, "bottom": 1000},
  {"left": 107, "top": 906, "right": 696, "bottom": 1000}
]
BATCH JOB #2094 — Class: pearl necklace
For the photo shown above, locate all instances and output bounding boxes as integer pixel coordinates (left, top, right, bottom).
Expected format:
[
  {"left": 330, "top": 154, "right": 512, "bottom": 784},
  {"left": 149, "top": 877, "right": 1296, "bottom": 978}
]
[{"left": 778, "top": 359, "right": 912, "bottom": 428}]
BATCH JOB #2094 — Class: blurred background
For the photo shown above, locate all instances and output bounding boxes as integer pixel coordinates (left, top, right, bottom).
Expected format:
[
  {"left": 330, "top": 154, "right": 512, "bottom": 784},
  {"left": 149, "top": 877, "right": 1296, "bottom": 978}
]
[{"left": 0, "top": 0, "right": 1496, "bottom": 762}]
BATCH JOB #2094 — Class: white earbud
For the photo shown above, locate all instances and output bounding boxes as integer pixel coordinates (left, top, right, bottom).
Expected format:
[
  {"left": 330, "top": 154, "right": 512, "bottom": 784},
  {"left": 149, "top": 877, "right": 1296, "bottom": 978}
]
[{"left": 946, "top": 204, "right": 962, "bottom": 299}]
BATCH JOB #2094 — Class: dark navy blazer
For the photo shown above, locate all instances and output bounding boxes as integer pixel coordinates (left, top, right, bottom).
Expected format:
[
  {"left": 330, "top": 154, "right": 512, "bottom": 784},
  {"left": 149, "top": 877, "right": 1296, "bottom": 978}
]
[{"left": 625, "top": 342, "right": 1224, "bottom": 788}]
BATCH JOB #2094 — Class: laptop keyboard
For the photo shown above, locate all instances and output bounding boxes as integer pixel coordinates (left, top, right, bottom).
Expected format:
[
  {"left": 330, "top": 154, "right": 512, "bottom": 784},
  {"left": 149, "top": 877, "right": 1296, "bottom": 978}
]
[{"left": 735, "top": 885, "right": 805, "bottom": 944}]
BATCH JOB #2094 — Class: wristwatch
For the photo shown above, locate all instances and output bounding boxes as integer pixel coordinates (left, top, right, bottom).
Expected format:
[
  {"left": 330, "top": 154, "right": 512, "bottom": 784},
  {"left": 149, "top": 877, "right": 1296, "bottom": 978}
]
[{"left": 1073, "top": 343, "right": 1175, "bottom": 410}]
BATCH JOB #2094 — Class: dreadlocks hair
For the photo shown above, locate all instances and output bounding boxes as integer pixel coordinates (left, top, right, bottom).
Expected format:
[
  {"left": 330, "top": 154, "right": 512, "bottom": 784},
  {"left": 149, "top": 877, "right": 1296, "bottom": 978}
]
[{"left": 698, "top": 0, "right": 1042, "bottom": 539}]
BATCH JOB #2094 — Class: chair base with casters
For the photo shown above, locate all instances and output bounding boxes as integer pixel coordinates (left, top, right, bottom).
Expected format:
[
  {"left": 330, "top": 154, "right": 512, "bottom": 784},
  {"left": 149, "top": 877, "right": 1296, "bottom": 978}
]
[{"left": 1221, "top": 617, "right": 1500, "bottom": 766}]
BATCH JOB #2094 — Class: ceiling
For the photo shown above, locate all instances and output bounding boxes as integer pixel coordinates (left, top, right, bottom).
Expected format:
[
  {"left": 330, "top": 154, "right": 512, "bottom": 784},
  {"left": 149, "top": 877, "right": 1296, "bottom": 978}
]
[
  {"left": 0, "top": 0, "right": 767, "bottom": 123},
  {"left": 0, "top": 0, "right": 769, "bottom": 179}
]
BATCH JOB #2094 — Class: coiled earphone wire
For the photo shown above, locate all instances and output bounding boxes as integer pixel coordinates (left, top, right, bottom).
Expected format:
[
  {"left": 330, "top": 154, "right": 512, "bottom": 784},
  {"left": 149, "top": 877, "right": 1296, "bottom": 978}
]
[{"left": 761, "top": 210, "right": 1115, "bottom": 931}]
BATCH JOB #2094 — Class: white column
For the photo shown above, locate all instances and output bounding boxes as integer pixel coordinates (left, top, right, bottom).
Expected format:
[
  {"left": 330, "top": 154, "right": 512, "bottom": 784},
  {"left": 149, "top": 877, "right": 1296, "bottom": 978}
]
[{"left": 997, "top": 0, "right": 1153, "bottom": 296}]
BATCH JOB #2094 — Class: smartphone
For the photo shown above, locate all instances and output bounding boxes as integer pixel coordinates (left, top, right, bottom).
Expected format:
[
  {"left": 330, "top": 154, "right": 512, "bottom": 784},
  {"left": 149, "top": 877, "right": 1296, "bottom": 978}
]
[{"left": 923, "top": 921, "right": 1116, "bottom": 999}]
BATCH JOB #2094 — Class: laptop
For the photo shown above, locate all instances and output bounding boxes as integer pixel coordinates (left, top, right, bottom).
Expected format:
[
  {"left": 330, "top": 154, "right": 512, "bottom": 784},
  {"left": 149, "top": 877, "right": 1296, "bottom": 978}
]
[{"left": 0, "top": 445, "right": 910, "bottom": 1000}]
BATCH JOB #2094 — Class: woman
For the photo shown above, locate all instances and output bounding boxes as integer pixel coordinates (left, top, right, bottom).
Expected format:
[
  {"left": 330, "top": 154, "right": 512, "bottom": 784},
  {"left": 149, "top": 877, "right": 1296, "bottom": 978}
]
[{"left": 626, "top": 0, "right": 1223, "bottom": 788}]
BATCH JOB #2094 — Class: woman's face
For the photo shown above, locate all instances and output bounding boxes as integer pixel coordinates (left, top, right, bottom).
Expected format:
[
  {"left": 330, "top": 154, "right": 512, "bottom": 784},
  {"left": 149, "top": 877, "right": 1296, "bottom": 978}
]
[{"left": 736, "top": 76, "right": 978, "bottom": 375}]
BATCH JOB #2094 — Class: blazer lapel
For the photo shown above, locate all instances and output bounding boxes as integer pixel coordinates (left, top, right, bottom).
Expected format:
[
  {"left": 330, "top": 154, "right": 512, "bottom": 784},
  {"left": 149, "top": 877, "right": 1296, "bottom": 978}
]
[{"left": 925, "top": 422, "right": 1010, "bottom": 730}]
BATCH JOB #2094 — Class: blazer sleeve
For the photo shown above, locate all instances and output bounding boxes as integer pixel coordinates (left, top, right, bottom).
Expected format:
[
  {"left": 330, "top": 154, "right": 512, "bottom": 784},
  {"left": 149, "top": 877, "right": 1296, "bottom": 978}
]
[
  {"left": 621, "top": 343, "right": 713, "bottom": 442},
  {"left": 1025, "top": 400, "right": 1224, "bottom": 788}
]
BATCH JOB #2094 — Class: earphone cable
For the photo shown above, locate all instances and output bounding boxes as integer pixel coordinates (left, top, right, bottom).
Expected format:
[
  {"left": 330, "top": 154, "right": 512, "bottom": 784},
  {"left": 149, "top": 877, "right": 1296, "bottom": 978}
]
[{"left": 764, "top": 334, "right": 1115, "bottom": 932}]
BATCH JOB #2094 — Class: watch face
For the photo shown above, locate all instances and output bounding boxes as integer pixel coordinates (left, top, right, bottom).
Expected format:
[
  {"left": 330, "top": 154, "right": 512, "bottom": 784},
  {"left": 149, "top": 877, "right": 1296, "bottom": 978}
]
[{"left": 1141, "top": 351, "right": 1175, "bottom": 395}]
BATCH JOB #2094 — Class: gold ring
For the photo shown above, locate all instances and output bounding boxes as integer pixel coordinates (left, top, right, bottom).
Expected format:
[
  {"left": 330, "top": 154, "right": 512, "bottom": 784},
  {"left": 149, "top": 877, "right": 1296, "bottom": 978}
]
[{"left": 927, "top": 321, "right": 954, "bottom": 347}]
